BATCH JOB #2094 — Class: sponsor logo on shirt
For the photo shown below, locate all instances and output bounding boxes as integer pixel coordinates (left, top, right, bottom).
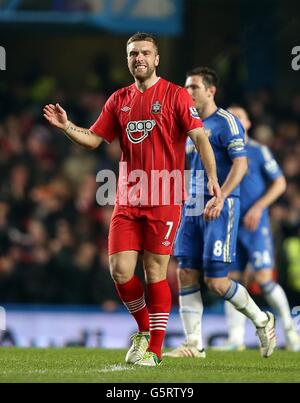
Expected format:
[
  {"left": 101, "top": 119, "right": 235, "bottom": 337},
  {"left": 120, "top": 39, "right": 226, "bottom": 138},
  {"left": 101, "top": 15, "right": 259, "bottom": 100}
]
[
  {"left": 152, "top": 101, "right": 162, "bottom": 114},
  {"left": 126, "top": 120, "right": 156, "bottom": 144}
]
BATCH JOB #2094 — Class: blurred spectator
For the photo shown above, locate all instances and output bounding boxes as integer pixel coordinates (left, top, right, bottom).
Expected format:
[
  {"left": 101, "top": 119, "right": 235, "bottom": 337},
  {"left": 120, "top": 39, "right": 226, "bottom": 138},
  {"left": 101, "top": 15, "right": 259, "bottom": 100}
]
[{"left": 252, "top": 124, "right": 274, "bottom": 147}]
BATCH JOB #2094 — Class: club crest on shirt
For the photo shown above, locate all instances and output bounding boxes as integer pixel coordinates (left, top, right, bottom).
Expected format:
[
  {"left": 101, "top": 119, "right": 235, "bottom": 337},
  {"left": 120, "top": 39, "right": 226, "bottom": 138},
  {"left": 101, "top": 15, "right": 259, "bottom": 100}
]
[{"left": 152, "top": 101, "right": 162, "bottom": 114}]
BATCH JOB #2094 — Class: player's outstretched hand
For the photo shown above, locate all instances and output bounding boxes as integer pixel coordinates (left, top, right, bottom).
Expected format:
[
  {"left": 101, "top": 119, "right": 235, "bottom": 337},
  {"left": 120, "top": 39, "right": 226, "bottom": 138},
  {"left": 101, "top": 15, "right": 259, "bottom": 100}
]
[
  {"left": 243, "top": 204, "right": 263, "bottom": 231},
  {"left": 203, "top": 196, "right": 224, "bottom": 221},
  {"left": 43, "top": 103, "right": 69, "bottom": 130}
]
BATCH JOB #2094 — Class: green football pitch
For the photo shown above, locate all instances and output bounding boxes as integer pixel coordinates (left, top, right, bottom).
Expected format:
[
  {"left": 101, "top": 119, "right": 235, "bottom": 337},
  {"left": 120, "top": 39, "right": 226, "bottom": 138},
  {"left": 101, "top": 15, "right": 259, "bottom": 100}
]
[{"left": 0, "top": 348, "right": 299, "bottom": 383}]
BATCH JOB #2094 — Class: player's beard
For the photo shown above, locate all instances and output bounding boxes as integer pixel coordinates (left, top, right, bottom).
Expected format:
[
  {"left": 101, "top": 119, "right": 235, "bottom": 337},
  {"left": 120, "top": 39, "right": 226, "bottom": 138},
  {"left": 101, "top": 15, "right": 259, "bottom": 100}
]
[{"left": 130, "top": 64, "right": 156, "bottom": 82}]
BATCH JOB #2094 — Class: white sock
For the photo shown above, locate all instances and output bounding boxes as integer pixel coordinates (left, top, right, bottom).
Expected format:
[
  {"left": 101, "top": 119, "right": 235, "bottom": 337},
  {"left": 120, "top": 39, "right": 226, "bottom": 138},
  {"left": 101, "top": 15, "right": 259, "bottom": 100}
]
[
  {"left": 225, "top": 300, "right": 247, "bottom": 345},
  {"left": 224, "top": 281, "right": 268, "bottom": 328},
  {"left": 261, "top": 281, "right": 293, "bottom": 330},
  {"left": 179, "top": 285, "right": 204, "bottom": 350}
]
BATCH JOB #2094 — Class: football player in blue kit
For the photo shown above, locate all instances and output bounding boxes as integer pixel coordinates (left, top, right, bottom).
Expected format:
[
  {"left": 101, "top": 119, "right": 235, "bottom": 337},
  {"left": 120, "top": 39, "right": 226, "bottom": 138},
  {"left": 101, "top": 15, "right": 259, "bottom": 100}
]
[
  {"left": 219, "top": 105, "right": 300, "bottom": 352},
  {"left": 164, "top": 68, "right": 276, "bottom": 359}
]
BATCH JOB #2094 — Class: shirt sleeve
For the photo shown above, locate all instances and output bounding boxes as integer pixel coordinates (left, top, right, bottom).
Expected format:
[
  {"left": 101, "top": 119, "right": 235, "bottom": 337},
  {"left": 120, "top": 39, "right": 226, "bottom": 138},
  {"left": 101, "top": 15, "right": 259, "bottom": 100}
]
[
  {"left": 89, "top": 93, "right": 119, "bottom": 144},
  {"left": 260, "top": 146, "right": 283, "bottom": 181},
  {"left": 174, "top": 87, "right": 203, "bottom": 134},
  {"left": 221, "top": 116, "right": 247, "bottom": 160}
]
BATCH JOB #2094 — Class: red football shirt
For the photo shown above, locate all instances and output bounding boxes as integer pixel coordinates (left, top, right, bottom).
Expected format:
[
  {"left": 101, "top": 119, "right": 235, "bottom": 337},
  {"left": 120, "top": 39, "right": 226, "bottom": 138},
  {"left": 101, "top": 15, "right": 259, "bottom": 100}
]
[{"left": 90, "top": 78, "right": 203, "bottom": 206}]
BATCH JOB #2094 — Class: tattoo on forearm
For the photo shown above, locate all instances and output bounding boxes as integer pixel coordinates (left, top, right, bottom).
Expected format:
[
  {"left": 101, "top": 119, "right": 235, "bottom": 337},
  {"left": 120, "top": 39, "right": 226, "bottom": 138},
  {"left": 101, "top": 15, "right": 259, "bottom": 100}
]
[{"left": 66, "top": 124, "right": 91, "bottom": 136}]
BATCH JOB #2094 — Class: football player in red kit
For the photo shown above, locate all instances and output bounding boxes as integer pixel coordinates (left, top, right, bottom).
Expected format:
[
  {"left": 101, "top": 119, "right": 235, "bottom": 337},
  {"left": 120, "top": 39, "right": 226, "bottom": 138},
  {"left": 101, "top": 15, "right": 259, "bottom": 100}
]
[{"left": 43, "top": 32, "right": 221, "bottom": 366}]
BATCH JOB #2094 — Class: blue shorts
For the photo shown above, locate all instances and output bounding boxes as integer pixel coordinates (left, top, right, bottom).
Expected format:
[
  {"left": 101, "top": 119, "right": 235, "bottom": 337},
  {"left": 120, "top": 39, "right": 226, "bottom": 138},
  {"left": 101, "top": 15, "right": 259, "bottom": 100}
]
[
  {"left": 174, "top": 197, "right": 240, "bottom": 278},
  {"left": 229, "top": 212, "right": 274, "bottom": 272}
]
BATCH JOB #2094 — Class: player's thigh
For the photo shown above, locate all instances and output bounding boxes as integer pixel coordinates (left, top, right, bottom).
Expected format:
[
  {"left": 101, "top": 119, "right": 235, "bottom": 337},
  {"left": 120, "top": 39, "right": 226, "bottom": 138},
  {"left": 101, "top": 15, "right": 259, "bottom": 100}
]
[
  {"left": 173, "top": 207, "right": 204, "bottom": 263},
  {"left": 142, "top": 205, "right": 182, "bottom": 256},
  {"left": 246, "top": 221, "right": 274, "bottom": 272},
  {"left": 203, "top": 198, "right": 240, "bottom": 278},
  {"left": 143, "top": 250, "right": 170, "bottom": 283},
  {"left": 228, "top": 238, "right": 248, "bottom": 282},
  {"left": 108, "top": 205, "right": 143, "bottom": 255}
]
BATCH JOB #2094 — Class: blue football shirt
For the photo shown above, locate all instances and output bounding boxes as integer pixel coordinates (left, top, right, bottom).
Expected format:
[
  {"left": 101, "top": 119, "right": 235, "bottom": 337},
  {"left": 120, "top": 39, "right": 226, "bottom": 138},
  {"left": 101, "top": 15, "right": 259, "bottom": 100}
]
[
  {"left": 239, "top": 139, "right": 283, "bottom": 217},
  {"left": 186, "top": 108, "right": 247, "bottom": 199}
]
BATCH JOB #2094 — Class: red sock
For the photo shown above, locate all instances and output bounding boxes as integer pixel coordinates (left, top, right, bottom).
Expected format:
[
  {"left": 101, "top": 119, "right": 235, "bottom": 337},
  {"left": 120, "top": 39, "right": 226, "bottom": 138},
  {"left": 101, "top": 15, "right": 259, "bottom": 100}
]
[
  {"left": 147, "top": 279, "right": 172, "bottom": 359},
  {"left": 115, "top": 276, "right": 149, "bottom": 332}
]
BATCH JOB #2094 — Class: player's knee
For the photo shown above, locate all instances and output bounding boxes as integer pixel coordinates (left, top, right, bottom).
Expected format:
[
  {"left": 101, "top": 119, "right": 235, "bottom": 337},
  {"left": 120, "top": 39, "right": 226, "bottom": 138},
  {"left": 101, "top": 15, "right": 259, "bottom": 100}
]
[
  {"left": 255, "top": 269, "right": 273, "bottom": 285},
  {"left": 109, "top": 256, "right": 132, "bottom": 284},
  {"left": 143, "top": 253, "right": 169, "bottom": 283},
  {"left": 178, "top": 268, "right": 199, "bottom": 287},
  {"left": 204, "top": 277, "right": 229, "bottom": 297},
  {"left": 110, "top": 269, "right": 131, "bottom": 284},
  {"left": 144, "top": 264, "right": 167, "bottom": 283},
  {"left": 228, "top": 271, "right": 241, "bottom": 282}
]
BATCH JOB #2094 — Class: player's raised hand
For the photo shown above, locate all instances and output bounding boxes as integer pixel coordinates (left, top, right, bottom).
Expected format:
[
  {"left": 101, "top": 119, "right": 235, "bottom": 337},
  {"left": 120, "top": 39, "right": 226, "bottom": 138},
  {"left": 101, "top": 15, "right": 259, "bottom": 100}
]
[
  {"left": 203, "top": 195, "right": 224, "bottom": 221},
  {"left": 43, "top": 103, "right": 69, "bottom": 130}
]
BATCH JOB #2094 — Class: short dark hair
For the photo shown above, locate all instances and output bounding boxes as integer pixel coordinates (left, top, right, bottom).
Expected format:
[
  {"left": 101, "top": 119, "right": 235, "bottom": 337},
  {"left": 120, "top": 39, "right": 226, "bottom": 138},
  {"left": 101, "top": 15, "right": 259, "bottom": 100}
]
[
  {"left": 186, "top": 67, "right": 219, "bottom": 89},
  {"left": 127, "top": 32, "right": 159, "bottom": 53}
]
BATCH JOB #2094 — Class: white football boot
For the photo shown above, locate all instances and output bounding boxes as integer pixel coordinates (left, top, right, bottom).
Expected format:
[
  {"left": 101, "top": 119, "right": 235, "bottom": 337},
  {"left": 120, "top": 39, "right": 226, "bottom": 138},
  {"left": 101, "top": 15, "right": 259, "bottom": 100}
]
[
  {"left": 135, "top": 351, "right": 162, "bottom": 367},
  {"left": 125, "top": 332, "right": 150, "bottom": 364},
  {"left": 163, "top": 340, "right": 206, "bottom": 358},
  {"left": 256, "top": 311, "right": 276, "bottom": 358}
]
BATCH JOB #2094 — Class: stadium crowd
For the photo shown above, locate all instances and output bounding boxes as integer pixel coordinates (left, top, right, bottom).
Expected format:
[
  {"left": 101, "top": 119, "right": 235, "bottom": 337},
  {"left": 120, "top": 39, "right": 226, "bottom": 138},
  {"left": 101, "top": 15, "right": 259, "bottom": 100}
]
[{"left": 0, "top": 78, "right": 299, "bottom": 308}]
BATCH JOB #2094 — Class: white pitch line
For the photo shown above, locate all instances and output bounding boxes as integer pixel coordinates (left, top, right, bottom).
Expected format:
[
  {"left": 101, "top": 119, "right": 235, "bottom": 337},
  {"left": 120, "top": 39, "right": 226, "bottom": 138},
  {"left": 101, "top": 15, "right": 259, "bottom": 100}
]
[
  {"left": 99, "top": 364, "right": 135, "bottom": 373},
  {"left": 0, "top": 365, "right": 135, "bottom": 376}
]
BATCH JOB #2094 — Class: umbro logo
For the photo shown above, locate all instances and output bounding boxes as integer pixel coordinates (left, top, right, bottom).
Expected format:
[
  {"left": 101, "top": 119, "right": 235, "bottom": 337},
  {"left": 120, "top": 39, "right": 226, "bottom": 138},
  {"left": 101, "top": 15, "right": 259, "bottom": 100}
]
[
  {"left": 162, "top": 241, "right": 171, "bottom": 247},
  {"left": 121, "top": 106, "right": 131, "bottom": 113}
]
